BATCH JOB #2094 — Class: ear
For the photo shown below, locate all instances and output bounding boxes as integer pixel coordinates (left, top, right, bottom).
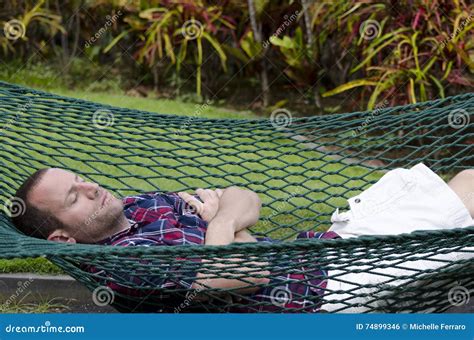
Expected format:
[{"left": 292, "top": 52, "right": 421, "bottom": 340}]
[{"left": 47, "top": 230, "right": 77, "bottom": 244}]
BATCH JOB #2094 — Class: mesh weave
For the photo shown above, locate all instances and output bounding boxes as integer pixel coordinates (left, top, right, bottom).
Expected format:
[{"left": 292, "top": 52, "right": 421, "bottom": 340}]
[{"left": 0, "top": 81, "right": 472, "bottom": 313}]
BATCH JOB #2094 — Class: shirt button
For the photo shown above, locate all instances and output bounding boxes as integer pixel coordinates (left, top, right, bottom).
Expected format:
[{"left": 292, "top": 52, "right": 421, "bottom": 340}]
[{"left": 355, "top": 198, "right": 361, "bottom": 203}]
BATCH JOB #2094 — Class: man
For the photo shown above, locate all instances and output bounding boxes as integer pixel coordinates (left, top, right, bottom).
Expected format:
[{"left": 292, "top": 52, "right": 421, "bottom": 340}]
[{"left": 11, "top": 163, "right": 474, "bottom": 312}]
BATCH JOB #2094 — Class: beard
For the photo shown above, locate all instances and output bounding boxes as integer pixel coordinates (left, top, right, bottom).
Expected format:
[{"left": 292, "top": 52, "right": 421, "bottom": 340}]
[{"left": 76, "top": 199, "right": 126, "bottom": 243}]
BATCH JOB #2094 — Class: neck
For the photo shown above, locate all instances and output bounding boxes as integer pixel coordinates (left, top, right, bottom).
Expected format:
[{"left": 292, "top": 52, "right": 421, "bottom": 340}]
[
  {"left": 114, "top": 214, "right": 131, "bottom": 234},
  {"left": 103, "top": 213, "right": 131, "bottom": 240}
]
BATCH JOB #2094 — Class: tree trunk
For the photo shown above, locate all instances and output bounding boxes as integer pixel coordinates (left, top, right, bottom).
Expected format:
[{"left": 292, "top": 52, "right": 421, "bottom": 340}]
[
  {"left": 301, "top": 0, "right": 313, "bottom": 47},
  {"left": 301, "top": 0, "right": 322, "bottom": 109},
  {"left": 247, "top": 0, "right": 270, "bottom": 107},
  {"left": 153, "top": 63, "right": 159, "bottom": 92},
  {"left": 69, "top": 11, "right": 81, "bottom": 64},
  {"left": 55, "top": 0, "right": 68, "bottom": 67}
]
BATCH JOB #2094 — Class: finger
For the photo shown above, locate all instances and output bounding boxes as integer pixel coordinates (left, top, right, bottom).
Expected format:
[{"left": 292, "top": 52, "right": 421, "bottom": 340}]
[
  {"left": 196, "top": 188, "right": 211, "bottom": 201},
  {"left": 178, "top": 192, "right": 203, "bottom": 214},
  {"left": 215, "top": 188, "right": 224, "bottom": 198},
  {"left": 178, "top": 191, "right": 195, "bottom": 203},
  {"left": 206, "top": 189, "right": 218, "bottom": 201}
]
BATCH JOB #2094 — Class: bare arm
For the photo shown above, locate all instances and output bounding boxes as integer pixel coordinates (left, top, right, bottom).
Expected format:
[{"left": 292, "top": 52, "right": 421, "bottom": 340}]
[
  {"left": 186, "top": 187, "right": 268, "bottom": 293},
  {"left": 204, "top": 186, "right": 261, "bottom": 245},
  {"left": 234, "top": 229, "right": 258, "bottom": 243}
]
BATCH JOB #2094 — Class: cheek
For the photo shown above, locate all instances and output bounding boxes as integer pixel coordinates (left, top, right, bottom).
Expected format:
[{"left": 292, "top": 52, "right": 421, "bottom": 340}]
[
  {"left": 77, "top": 201, "right": 100, "bottom": 224},
  {"left": 105, "top": 197, "right": 121, "bottom": 212}
]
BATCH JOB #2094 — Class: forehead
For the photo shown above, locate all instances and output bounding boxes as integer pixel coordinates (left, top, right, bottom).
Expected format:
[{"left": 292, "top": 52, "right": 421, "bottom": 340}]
[{"left": 28, "top": 168, "right": 75, "bottom": 210}]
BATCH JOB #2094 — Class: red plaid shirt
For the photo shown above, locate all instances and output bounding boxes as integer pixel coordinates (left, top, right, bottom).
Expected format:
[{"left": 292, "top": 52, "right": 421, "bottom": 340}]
[{"left": 96, "top": 191, "right": 340, "bottom": 312}]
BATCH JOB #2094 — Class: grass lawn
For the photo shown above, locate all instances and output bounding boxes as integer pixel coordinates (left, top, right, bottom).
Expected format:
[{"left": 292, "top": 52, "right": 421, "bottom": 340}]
[
  {"left": 0, "top": 83, "right": 261, "bottom": 275},
  {"left": 0, "top": 298, "right": 68, "bottom": 313},
  {"left": 50, "top": 88, "right": 258, "bottom": 120},
  {"left": 0, "top": 73, "right": 383, "bottom": 276}
]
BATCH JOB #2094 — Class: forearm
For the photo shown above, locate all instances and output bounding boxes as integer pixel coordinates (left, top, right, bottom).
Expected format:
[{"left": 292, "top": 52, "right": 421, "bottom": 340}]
[
  {"left": 210, "top": 186, "right": 261, "bottom": 235},
  {"left": 199, "top": 202, "right": 267, "bottom": 294},
  {"left": 234, "top": 229, "right": 258, "bottom": 243},
  {"left": 204, "top": 218, "right": 235, "bottom": 246},
  {"left": 203, "top": 224, "right": 257, "bottom": 247},
  {"left": 193, "top": 257, "right": 269, "bottom": 294}
]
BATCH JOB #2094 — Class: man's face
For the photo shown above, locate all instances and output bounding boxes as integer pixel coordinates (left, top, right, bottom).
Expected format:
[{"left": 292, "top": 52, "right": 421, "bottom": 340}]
[{"left": 28, "top": 168, "right": 124, "bottom": 243}]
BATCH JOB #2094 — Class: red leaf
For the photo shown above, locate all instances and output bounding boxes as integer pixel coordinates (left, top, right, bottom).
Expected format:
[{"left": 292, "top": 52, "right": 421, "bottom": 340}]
[{"left": 412, "top": 7, "right": 425, "bottom": 30}]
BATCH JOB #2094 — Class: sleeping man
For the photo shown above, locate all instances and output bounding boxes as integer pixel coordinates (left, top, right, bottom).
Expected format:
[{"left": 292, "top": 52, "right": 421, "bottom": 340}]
[{"left": 11, "top": 163, "right": 474, "bottom": 312}]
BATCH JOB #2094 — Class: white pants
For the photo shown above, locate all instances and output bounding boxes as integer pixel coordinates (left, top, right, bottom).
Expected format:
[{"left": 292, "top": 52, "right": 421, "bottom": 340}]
[{"left": 322, "top": 163, "right": 474, "bottom": 312}]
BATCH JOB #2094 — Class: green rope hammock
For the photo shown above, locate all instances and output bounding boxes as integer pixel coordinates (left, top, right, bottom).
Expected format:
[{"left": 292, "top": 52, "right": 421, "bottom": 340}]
[{"left": 0, "top": 81, "right": 472, "bottom": 313}]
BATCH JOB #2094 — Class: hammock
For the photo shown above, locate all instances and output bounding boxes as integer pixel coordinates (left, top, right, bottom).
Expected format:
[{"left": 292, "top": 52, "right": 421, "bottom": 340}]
[{"left": 0, "top": 81, "right": 472, "bottom": 313}]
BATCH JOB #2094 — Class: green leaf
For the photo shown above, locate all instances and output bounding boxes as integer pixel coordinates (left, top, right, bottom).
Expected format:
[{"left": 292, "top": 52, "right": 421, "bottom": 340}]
[
  {"left": 223, "top": 45, "right": 250, "bottom": 63},
  {"left": 409, "top": 78, "right": 416, "bottom": 104},
  {"left": 367, "top": 74, "right": 396, "bottom": 110},
  {"left": 202, "top": 31, "right": 227, "bottom": 71},
  {"left": 419, "top": 82, "right": 426, "bottom": 102},
  {"left": 322, "top": 79, "right": 378, "bottom": 97},
  {"left": 269, "top": 35, "right": 295, "bottom": 49},
  {"left": 139, "top": 7, "right": 168, "bottom": 20},
  {"left": 422, "top": 56, "right": 437, "bottom": 76},
  {"left": 254, "top": 0, "right": 271, "bottom": 16},
  {"left": 429, "top": 75, "right": 445, "bottom": 98},
  {"left": 241, "top": 30, "right": 263, "bottom": 59},
  {"left": 351, "top": 35, "right": 400, "bottom": 73},
  {"left": 441, "top": 61, "right": 453, "bottom": 81},
  {"left": 176, "top": 39, "right": 188, "bottom": 73},
  {"left": 411, "top": 32, "right": 420, "bottom": 71},
  {"left": 163, "top": 33, "right": 175, "bottom": 64},
  {"left": 103, "top": 30, "right": 130, "bottom": 53}
]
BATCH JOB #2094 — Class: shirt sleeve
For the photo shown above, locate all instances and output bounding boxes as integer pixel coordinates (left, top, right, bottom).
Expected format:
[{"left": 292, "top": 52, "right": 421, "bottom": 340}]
[
  {"left": 87, "top": 220, "right": 203, "bottom": 302},
  {"left": 113, "top": 237, "right": 200, "bottom": 291},
  {"left": 150, "top": 191, "right": 208, "bottom": 231},
  {"left": 161, "top": 192, "right": 203, "bottom": 216}
]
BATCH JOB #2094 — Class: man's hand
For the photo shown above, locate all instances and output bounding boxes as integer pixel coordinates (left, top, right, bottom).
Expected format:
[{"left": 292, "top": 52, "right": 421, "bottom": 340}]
[
  {"left": 204, "top": 186, "right": 261, "bottom": 245},
  {"left": 184, "top": 186, "right": 267, "bottom": 295},
  {"left": 178, "top": 188, "right": 224, "bottom": 222}
]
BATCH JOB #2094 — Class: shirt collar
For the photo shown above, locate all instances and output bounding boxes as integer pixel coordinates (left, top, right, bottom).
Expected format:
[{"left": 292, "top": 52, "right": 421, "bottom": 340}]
[{"left": 96, "top": 218, "right": 140, "bottom": 245}]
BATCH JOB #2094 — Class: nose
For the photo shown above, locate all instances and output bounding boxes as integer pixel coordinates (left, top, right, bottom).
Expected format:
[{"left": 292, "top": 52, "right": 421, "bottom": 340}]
[{"left": 76, "top": 181, "right": 100, "bottom": 200}]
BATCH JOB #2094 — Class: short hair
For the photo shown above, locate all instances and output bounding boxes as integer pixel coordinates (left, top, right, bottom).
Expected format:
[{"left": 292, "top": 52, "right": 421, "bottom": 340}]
[{"left": 11, "top": 168, "right": 69, "bottom": 239}]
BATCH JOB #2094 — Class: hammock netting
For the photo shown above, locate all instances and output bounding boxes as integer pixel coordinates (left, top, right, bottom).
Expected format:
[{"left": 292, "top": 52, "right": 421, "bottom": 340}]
[{"left": 0, "top": 81, "right": 472, "bottom": 313}]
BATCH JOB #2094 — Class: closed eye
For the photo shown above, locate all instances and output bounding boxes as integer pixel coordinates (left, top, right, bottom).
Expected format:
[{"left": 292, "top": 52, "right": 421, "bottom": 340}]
[{"left": 71, "top": 175, "right": 84, "bottom": 205}]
